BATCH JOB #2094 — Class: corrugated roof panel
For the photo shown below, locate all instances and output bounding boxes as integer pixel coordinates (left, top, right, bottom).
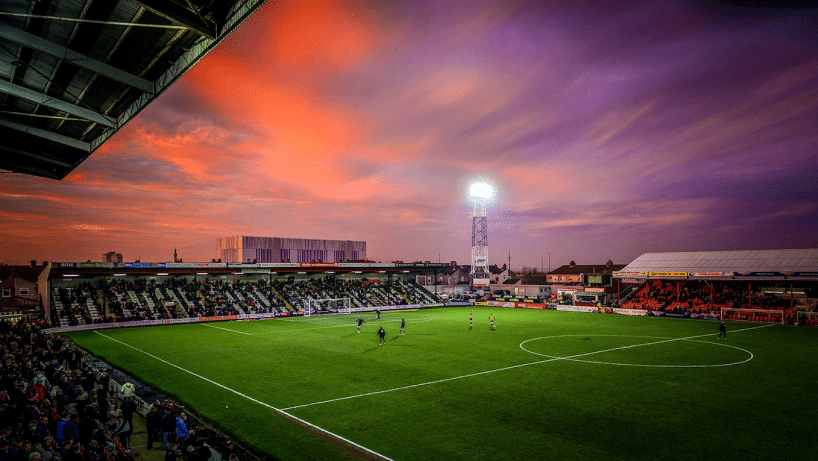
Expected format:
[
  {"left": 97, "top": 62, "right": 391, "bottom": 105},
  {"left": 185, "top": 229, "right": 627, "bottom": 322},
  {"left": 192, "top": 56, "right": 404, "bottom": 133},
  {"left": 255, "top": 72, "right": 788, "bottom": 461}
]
[
  {"left": 19, "top": 51, "right": 58, "bottom": 90},
  {"left": 2, "top": 0, "right": 268, "bottom": 179},
  {"left": 40, "top": 17, "right": 75, "bottom": 47},
  {"left": 620, "top": 249, "right": 818, "bottom": 274}
]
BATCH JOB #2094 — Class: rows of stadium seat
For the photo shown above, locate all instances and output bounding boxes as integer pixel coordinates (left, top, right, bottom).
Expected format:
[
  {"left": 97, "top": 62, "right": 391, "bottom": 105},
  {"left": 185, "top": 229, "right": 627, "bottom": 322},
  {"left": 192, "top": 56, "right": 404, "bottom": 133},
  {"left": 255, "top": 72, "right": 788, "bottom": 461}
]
[
  {"left": 49, "top": 277, "right": 441, "bottom": 325},
  {"left": 621, "top": 280, "right": 803, "bottom": 323}
]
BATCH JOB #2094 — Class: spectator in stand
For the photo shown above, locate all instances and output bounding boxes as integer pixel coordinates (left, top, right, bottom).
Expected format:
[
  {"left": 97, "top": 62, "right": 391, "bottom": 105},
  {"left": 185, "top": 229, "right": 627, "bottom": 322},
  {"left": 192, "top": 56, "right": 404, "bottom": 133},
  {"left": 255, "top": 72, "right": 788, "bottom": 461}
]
[
  {"left": 65, "top": 414, "right": 81, "bottom": 445},
  {"left": 78, "top": 411, "right": 97, "bottom": 448},
  {"left": 165, "top": 442, "right": 179, "bottom": 461},
  {"left": 0, "top": 439, "right": 10, "bottom": 460},
  {"left": 220, "top": 441, "right": 235, "bottom": 461},
  {"left": 55, "top": 414, "right": 70, "bottom": 443},
  {"left": 42, "top": 437, "right": 56, "bottom": 457},
  {"left": 119, "top": 383, "right": 134, "bottom": 400},
  {"left": 105, "top": 407, "right": 118, "bottom": 433},
  {"left": 145, "top": 405, "right": 161, "bottom": 451},
  {"left": 175, "top": 413, "right": 189, "bottom": 446},
  {"left": 85, "top": 440, "right": 103, "bottom": 461},
  {"left": 111, "top": 413, "right": 131, "bottom": 449},
  {"left": 29, "top": 379, "right": 48, "bottom": 402},
  {"left": 119, "top": 398, "right": 136, "bottom": 437},
  {"left": 160, "top": 405, "right": 179, "bottom": 450},
  {"left": 34, "top": 416, "right": 51, "bottom": 444}
]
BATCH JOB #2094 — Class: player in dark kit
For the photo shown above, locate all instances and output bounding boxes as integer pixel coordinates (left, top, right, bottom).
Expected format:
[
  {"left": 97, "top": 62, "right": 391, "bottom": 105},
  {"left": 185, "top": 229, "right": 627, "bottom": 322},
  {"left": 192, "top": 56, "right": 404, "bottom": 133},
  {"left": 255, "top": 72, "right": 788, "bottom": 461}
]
[
  {"left": 376, "top": 309, "right": 381, "bottom": 319},
  {"left": 378, "top": 327, "right": 386, "bottom": 345},
  {"left": 357, "top": 317, "right": 365, "bottom": 333},
  {"left": 400, "top": 318, "right": 406, "bottom": 335},
  {"left": 718, "top": 321, "right": 727, "bottom": 340}
]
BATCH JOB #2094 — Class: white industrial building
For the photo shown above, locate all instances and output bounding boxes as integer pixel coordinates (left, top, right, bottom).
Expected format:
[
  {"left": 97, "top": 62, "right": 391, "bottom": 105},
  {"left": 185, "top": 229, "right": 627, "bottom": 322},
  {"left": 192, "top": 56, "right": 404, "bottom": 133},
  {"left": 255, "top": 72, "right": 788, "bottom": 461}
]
[{"left": 216, "top": 236, "right": 366, "bottom": 264}]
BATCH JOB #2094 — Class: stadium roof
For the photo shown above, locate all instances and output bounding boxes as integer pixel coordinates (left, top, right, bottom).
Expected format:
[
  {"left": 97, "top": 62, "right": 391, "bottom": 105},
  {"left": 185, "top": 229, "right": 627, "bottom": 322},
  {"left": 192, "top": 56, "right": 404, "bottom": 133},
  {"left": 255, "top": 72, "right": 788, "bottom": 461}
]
[
  {"left": 0, "top": 0, "right": 266, "bottom": 180},
  {"left": 549, "top": 264, "right": 626, "bottom": 275},
  {"left": 616, "top": 249, "right": 818, "bottom": 279}
]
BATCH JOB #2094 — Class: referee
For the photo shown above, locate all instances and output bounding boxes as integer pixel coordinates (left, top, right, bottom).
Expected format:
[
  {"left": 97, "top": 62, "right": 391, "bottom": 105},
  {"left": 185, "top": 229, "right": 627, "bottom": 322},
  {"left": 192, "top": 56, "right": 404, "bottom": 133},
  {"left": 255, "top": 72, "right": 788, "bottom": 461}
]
[{"left": 718, "top": 321, "right": 727, "bottom": 340}]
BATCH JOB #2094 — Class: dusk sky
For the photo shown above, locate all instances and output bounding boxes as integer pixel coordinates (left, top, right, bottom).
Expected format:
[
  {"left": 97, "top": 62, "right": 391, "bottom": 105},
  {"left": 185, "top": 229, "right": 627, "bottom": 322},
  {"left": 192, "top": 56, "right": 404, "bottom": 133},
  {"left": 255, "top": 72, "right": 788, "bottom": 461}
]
[{"left": 1, "top": 0, "right": 817, "bottom": 270}]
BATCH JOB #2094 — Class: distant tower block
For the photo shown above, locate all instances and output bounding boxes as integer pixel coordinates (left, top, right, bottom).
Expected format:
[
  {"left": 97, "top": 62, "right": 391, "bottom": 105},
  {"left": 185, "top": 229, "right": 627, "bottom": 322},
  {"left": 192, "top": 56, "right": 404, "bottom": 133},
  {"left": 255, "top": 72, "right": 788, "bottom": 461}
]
[{"left": 468, "top": 182, "right": 493, "bottom": 289}]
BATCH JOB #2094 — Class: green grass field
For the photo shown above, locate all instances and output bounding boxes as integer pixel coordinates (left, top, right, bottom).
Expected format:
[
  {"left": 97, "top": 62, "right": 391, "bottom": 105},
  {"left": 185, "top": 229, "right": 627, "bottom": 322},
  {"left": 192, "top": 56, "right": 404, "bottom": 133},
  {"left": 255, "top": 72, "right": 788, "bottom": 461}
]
[{"left": 64, "top": 307, "right": 818, "bottom": 461}]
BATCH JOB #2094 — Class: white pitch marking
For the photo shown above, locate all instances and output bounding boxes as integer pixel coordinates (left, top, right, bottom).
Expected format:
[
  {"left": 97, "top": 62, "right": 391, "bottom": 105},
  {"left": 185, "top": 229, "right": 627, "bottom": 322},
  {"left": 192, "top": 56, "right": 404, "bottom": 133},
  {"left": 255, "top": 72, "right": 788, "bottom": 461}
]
[
  {"left": 202, "top": 324, "right": 252, "bottom": 335},
  {"left": 92, "top": 331, "right": 394, "bottom": 461},
  {"left": 520, "top": 335, "right": 755, "bottom": 368},
  {"left": 253, "top": 317, "right": 436, "bottom": 335},
  {"left": 282, "top": 323, "right": 772, "bottom": 411}
]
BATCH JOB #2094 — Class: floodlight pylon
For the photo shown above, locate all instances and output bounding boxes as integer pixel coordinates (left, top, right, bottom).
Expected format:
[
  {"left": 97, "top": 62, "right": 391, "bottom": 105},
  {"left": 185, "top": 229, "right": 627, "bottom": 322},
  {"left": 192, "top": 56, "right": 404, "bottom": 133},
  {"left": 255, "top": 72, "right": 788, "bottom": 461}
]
[{"left": 470, "top": 197, "right": 490, "bottom": 289}]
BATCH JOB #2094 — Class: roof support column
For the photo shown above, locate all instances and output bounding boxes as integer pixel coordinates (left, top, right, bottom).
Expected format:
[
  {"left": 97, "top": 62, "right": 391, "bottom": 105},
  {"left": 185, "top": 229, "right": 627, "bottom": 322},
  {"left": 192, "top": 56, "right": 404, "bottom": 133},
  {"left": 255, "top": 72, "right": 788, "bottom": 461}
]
[
  {"left": 676, "top": 281, "right": 680, "bottom": 305},
  {"left": 748, "top": 282, "right": 752, "bottom": 309},
  {"left": 710, "top": 283, "right": 713, "bottom": 312}
]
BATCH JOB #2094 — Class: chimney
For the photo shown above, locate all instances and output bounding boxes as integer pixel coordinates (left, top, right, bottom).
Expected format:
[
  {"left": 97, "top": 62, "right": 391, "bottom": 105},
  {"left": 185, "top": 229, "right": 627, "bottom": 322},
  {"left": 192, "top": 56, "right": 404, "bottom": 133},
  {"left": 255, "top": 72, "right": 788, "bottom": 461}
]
[
  {"left": 30, "top": 260, "right": 36, "bottom": 268},
  {"left": 569, "top": 260, "right": 576, "bottom": 267}
]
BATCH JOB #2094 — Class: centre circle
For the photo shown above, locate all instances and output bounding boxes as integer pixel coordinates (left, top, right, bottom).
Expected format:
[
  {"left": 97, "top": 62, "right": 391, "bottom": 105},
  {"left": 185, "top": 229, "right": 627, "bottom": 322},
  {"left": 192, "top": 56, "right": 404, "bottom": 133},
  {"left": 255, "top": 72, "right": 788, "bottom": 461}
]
[{"left": 519, "top": 334, "right": 753, "bottom": 368}]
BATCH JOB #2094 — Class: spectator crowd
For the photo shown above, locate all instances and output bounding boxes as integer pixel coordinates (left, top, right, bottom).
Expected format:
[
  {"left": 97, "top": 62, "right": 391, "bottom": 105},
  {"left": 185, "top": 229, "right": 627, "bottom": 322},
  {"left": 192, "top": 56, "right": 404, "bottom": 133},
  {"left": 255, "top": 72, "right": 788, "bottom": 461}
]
[{"left": 0, "top": 319, "right": 233, "bottom": 461}]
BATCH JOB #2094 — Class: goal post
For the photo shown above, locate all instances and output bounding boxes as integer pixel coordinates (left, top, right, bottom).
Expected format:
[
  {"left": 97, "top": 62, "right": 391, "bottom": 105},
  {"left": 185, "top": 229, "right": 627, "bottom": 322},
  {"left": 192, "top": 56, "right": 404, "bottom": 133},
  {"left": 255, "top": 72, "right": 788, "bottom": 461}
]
[
  {"left": 795, "top": 311, "right": 818, "bottom": 326},
  {"left": 720, "top": 307, "right": 785, "bottom": 325},
  {"left": 304, "top": 298, "right": 351, "bottom": 316}
]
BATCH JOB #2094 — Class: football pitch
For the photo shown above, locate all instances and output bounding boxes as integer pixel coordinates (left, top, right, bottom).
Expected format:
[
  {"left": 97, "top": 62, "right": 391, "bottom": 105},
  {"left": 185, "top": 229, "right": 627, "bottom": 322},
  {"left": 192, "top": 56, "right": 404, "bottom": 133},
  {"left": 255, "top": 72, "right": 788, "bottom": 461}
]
[{"left": 64, "top": 307, "right": 818, "bottom": 461}]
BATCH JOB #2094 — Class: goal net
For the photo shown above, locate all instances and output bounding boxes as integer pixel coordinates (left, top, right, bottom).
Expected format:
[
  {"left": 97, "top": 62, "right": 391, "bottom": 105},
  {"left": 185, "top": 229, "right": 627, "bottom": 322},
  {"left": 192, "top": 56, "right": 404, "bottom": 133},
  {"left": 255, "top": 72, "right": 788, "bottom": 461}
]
[
  {"left": 721, "top": 307, "right": 784, "bottom": 325},
  {"left": 796, "top": 311, "right": 818, "bottom": 326},
  {"left": 303, "top": 298, "right": 351, "bottom": 316}
]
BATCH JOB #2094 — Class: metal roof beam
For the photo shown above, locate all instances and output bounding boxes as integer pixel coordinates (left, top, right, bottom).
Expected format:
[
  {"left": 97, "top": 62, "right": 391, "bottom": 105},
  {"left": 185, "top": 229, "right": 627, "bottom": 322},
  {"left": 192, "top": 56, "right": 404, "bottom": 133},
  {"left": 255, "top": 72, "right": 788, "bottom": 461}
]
[
  {"left": 130, "top": 0, "right": 216, "bottom": 39},
  {"left": 0, "top": 23, "right": 154, "bottom": 94},
  {"left": 0, "top": 79, "right": 116, "bottom": 127},
  {"left": 0, "top": 155, "right": 64, "bottom": 179},
  {"left": 0, "top": 118, "right": 90, "bottom": 151},
  {"left": 90, "top": 0, "right": 269, "bottom": 152},
  {"left": 0, "top": 144, "right": 72, "bottom": 168}
]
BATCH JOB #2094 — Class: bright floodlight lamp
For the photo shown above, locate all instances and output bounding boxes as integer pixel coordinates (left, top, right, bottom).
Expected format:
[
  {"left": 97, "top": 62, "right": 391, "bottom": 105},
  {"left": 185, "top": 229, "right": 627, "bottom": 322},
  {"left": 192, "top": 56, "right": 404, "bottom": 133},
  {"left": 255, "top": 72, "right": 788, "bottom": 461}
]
[
  {"left": 468, "top": 181, "right": 493, "bottom": 290},
  {"left": 468, "top": 182, "right": 494, "bottom": 204}
]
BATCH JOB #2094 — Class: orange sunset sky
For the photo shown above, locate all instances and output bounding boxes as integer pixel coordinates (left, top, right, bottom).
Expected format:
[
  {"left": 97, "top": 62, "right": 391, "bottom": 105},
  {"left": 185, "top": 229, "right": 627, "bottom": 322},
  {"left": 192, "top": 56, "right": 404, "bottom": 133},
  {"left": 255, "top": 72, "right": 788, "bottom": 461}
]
[{"left": 1, "top": 0, "right": 817, "bottom": 269}]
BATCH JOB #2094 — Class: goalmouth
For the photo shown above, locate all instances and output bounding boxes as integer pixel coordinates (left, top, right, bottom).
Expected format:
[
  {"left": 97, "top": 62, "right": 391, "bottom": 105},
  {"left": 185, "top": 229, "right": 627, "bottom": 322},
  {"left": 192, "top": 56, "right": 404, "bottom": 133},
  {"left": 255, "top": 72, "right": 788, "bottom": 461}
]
[
  {"left": 303, "top": 298, "right": 351, "bottom": 316},
  {"left": 721, "top": 307, "right": 785, "bottom": 325}
]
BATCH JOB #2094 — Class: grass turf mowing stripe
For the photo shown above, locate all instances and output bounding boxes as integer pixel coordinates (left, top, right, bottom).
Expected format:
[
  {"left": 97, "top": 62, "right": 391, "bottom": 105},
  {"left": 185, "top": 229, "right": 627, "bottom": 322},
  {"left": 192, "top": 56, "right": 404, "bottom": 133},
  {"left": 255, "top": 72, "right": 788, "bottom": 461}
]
[
  {"left": 92, "top": 330, "right": 394, "bottom": 461},
  {"left": 282, "top": 322, "right": 772, "bottom": 411},
  {"left": 201, "top": 323, "right": 253, "bottom": 335},
  {"left": 221, "top": 317, "right": 437, "bottom": 335}
]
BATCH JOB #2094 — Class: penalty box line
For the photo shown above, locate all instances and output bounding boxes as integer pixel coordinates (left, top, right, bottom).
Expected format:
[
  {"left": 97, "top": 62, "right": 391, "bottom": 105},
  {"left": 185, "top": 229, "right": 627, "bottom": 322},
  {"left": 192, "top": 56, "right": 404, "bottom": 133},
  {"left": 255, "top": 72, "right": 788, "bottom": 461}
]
[
  {"left": 282, "top": 323, "right": 773, "bottom": 411},
  {"left": 92, "top": 331, "right": 395, "bottom": 461}
]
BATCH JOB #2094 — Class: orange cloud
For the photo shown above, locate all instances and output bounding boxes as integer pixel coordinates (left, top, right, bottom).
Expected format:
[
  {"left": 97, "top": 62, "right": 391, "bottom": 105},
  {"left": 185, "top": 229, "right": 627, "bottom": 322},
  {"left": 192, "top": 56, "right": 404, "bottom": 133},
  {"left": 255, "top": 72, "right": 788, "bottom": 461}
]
[{"left": 268, "top": 0, "right": 379, "bottom": 73}]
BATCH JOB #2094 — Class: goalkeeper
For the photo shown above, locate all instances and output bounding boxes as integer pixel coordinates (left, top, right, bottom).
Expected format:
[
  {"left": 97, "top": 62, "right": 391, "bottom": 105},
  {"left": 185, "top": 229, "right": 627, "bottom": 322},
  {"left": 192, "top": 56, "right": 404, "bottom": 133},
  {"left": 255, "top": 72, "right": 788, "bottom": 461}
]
[{"left": 357, "top": 317, "right": 365, "bottom": 333}]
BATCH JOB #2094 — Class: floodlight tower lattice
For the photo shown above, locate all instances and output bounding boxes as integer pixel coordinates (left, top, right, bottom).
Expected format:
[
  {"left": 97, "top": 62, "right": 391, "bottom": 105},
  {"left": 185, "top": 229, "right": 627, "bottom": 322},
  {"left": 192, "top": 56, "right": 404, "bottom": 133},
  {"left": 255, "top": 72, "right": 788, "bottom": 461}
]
[{"left": 468, "top": 182, "right": 492, "bottom": 289}]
